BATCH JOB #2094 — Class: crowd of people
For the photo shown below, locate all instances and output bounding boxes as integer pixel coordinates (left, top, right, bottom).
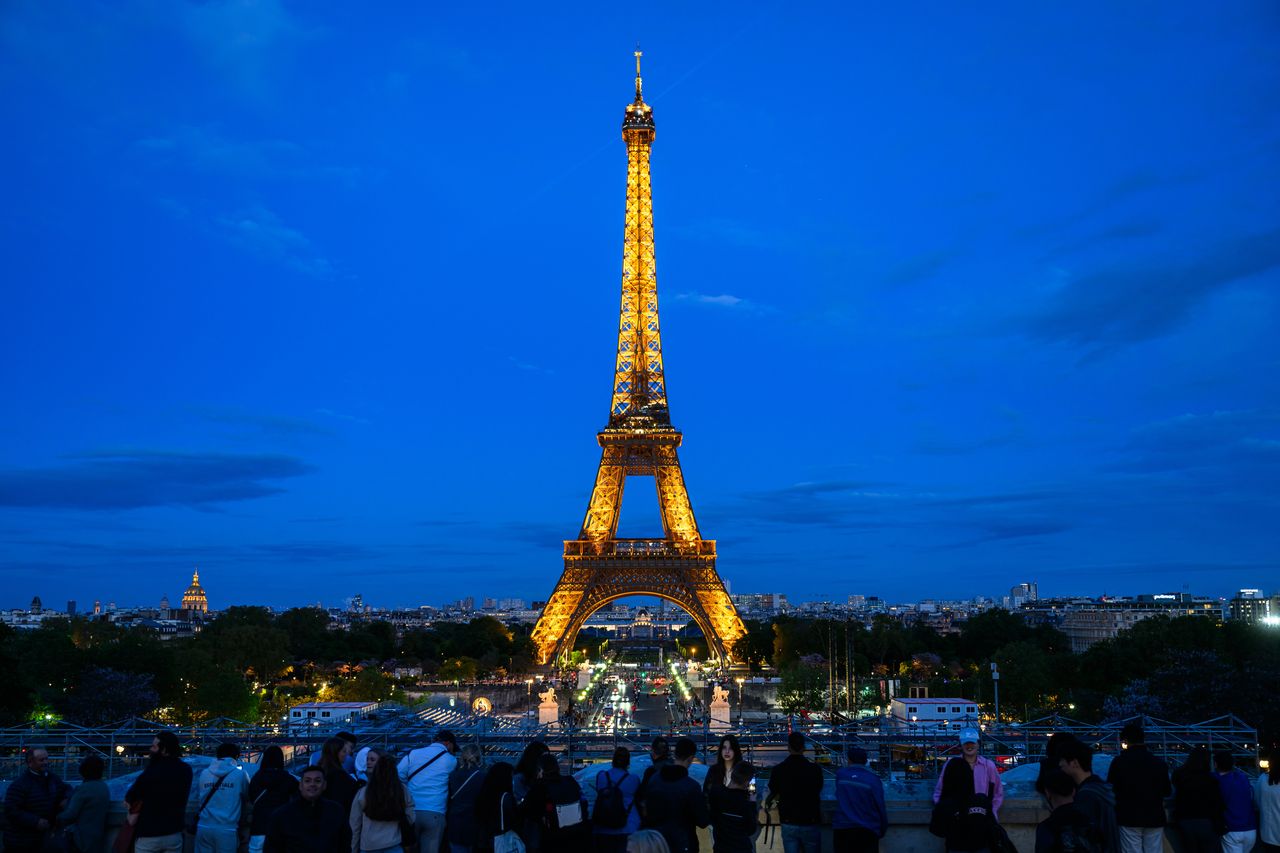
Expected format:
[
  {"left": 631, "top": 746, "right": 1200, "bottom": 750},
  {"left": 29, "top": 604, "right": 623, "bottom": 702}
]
[{"left": 3, "top": 723, "right": 1277, "bottom": 853}]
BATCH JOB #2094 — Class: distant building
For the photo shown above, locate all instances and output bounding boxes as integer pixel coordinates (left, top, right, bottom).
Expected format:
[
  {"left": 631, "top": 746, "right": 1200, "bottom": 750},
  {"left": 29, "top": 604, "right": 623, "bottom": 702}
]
[
  {"left": 181, "top": 570, "right": 209, "bottom": 613},
  {"left": 66, "top": 600, "right": 76, "bottom": 616},
  {"left": 288, "top": 701, "right": 379, "bottom": 730},
  {"left": 30, "top": 596, "right": 42, "bottom": 615},
  {"left": 889, "top": 697, "right": 980, "bottom": 729},
  {"left": 1057, "top": 593, "right": 1220, "bottom": 652},
  {"left": 1229, "top": 589, "right": 1276, "bottom": 624}
]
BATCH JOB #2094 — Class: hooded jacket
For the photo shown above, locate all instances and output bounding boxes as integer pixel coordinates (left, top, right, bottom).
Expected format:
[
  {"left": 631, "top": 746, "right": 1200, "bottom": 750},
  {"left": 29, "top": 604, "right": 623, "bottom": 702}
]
[
  {"left": 639, "top": 763, "right": 710, "bottom": 853},
  {"left": 1073, "top": 775, "right": 1119, "bottom": 853},
  {"left": 189, "top": 757, "right": 251, "bottom": 831}
]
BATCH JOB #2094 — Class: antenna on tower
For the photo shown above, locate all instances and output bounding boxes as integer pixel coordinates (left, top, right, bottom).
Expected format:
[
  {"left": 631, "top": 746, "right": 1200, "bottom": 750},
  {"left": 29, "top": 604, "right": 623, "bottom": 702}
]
[{"left": 634, "top": 44, "right": 644, "bottom": 101}]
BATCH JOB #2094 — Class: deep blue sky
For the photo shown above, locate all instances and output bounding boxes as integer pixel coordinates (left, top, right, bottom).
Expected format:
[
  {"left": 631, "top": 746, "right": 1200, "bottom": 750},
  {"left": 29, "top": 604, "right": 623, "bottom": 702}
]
[{"left": 2, "top": 2, "right": 1278, "bottom": 610}]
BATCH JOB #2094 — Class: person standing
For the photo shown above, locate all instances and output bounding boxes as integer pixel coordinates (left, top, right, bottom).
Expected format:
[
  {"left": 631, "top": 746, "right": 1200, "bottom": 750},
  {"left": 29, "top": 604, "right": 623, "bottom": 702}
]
[
  {"left": 1170, "top": 747, "right": 1224, "bottom": 853},
  {"left": 446, "top": 745, "right": 487, "bottom": 853},
  {"left": 833, "top": 747, "right": 887, "bottom": 853},
  {"left": 1214, "top": 750, "right": 1256, "bottom": 853},
  {"left": 398, "top": 731, "right": 458, "bottom": 853},
  {"left": 512, "top": 742, "right": 548, "bottom": 852},
  {"left": 319, "top": 739, "right": 360, "bottom": 817},
  {"left": 126, "top": 733, "right": 195, "bottom": 853},
  {"left": 4, "top": 746, "right": 73, "bottom": 853},
  {"left": 58, "top": 755, "right": 110, "bottom": 853},
  {"left": 638, "top": 737, "right": 709, "bottom": 853},
  {"left": 1106, "top": 724, "right": 1170, "bottom": 853},
  {"left": 708, "top": 763, "right": 758, "bottom": 853},
  {"left": 1035, "top": 768, "right": 1103, "bottom": 853},
  {"left": 703, "top": 736, "right": 751, "bottom": 798},
  {"left": 350, "top": 756, "right": 415, "bottom": 853},
  {"left": 189, "top": 742, "right": 251, "bottom": 853},
  {"left": 933, "top": 729, "right": 1005, "bottom": 819},
  {"left": 594, "top": 747, "right": 641, "bottom": 853},
  {"left": 934, "top": 755, "right": 997, "bottom": 853},
  {"left": 1255, "top": 750, "right": 1280, "bottom": 853},
  {"left": 248, "top": 747, "right": 298, "bottom": 853},
  {"left": 1059, "top": 739, "right": 1119, "bottom": 853},
  {"left": 766, "top": 732, "right": 824, "bottom": 853},
  {"left": 265, "top": 767, "right": 349, "bottom": 853},
  {"left": 520, "top": 755, "right": 589, "bottom": 853},
  {"left": 473, "top": 762, "right": 519, "bottom": 852}
]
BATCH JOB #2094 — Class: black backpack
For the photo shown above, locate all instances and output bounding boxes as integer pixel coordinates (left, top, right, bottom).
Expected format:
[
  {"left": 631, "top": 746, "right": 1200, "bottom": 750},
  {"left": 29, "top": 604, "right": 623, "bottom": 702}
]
[{"left": 593, "top": 769, "right": 632, "bottom": 829}]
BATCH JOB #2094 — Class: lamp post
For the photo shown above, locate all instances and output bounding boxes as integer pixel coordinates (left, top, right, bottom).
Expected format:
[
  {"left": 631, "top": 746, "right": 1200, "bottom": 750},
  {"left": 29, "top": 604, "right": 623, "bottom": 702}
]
[
  {"left": 990, "top": 662, "right": 1001, "bottom": 729},
  {"left": 736, "top": 677, "right": 745, "bottom": 726},
  {"left": 525, "top": 678, "right": 534, "bottom": 723}
]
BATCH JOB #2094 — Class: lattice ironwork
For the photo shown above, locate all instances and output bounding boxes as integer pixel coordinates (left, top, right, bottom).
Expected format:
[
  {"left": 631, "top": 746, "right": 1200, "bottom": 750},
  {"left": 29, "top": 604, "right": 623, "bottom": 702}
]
[{"left": 531, "top": 53, "right": 745, "bottom": 666}]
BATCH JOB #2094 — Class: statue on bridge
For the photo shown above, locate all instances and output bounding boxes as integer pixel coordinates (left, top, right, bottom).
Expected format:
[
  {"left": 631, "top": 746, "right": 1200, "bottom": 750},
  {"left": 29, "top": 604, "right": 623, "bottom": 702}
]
[
  {"left": 538, "top": 687, "right": 558, "bottom": 706},
  {"left": 711, "top": 684, "right": 730, "bottom": 705}
]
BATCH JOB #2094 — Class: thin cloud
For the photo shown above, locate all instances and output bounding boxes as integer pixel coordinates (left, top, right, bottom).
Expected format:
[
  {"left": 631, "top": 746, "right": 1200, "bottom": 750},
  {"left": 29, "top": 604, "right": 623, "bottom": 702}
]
[
  {"left": 1026, "top": 229, "right": 1280, "bottom": 349},
  {"left": 216, "top": 205, "right": 333, "bottom": 277},
  {"left": 193, "top": 405, "right": 331, "bottom": 438},
  {"left": 675, "top": 292, "right": 774, "bottom": 314},
  {"left": 0, "top": 450, "right": 314, "bottom": 511}
]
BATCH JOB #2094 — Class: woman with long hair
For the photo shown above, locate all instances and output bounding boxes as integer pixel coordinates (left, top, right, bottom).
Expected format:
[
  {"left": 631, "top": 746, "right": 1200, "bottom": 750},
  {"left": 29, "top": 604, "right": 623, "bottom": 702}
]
[
  {"left": 475, "top": 761, "right": 519, "bottom": 852},
  {"left": 1172, "top": 746, "right": 1225, "bottom": 853},
  {"left": 350, "top": 752, "right": 415, "bottom": 853},
  {"left": 703, "top": 735, "right": 751, "bottom": 795},
  {"left": 521, "top": 754, "right": 589, "bottom": 853},
  {"left": 320, "top": 736, "right": 360, "bottom": 814},
  {"left": 513, "top": 742, "right": 549, "bottom": 851},
  {"left": 447, "top": 745, "right": 488, "bottom": 853},
  {"left": 1256, "top": 748, "right": 1280, "bottom": 853},
  {"left": 246, "top": 747, "right": 298, "bottom": 853}
]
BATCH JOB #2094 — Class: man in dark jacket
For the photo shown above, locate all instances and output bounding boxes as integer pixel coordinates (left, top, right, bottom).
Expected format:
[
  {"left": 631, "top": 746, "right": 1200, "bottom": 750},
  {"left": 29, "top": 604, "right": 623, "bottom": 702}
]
[
  {"left": 766, "top": 732, "right": 824, "bottom": 853},
  {"left": 264, "top": 767, "right": 348, "bottom": 853},
  {"left": 1060, "top": 739, "right": 1119, "bottom": 853},
  {"left": 638, "top": 737, "right": 710, "bottom": 853},
  {"left": 1037, "top": 768, "right": 1104, "bottom": 853},
  {"left": 4, "top": 747, "right": 72, "bottom": 853},
  {"left": 1105, "top": 724, "right": 1170, "bottom": 853},
  {"left": 125, "top": 732, "right": 194, "bottom": 853}
]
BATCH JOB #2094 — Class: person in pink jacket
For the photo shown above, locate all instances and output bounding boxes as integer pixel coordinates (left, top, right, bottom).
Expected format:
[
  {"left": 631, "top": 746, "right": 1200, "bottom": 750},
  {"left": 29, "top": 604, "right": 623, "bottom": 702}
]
[{"left": 933, "top": 728, "right": 1005, "bottom": 818}]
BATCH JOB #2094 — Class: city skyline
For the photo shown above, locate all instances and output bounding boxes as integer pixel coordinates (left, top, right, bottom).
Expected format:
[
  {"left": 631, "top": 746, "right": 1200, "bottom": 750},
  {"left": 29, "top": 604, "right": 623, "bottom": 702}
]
[{"left": 2, "top": 3, "right": 1278, "bottom": 606}]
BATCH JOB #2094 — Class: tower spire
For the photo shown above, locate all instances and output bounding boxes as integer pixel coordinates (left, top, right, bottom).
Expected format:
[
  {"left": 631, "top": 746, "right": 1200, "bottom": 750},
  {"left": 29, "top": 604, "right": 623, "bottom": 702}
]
[{"left": 634, "top": 45, "right": 643, "bottom": 102}]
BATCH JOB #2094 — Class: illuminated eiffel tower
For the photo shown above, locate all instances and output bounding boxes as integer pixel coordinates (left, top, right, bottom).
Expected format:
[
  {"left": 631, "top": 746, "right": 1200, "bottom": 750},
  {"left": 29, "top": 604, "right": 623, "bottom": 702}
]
[{"left": 531, "top": 52, "right": 746, "bottom": 666}]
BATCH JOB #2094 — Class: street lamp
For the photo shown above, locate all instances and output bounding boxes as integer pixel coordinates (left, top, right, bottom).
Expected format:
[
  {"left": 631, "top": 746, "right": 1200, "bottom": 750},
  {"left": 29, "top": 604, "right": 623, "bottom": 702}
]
[{"left": 735, "top": 677, "right": 745, "bottom": 725}]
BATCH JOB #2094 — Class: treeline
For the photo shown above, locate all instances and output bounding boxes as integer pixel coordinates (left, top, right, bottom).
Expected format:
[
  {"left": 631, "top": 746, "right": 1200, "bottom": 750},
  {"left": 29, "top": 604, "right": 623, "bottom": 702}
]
[
  {"left": 0, "top": 607, "right": 536, "bottom": 728},
  {"left": 735, "top": 610, "right": 1280, "bottom": 739}
]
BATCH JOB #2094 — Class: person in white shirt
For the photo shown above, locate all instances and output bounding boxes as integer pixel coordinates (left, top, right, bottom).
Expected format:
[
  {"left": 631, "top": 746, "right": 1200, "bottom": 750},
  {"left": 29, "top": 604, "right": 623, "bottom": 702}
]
[
  {"left": 397, "top": 731, "right": 457, "bottom": 853},
  {"left": 189, "top": 743, "right": 250, "bottom": 853}
]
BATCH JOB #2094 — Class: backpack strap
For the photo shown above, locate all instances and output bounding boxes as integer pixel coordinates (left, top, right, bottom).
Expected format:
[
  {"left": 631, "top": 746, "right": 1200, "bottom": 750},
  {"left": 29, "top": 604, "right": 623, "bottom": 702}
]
[
  {"left": 406, "top": 747, "right": 447, "bottom": 782},
  {"left": 449, "top": 769, "right": 482, "bottom": 802},
  {"left": 197, "top": 772, "right": 231, "bottom": 817}
]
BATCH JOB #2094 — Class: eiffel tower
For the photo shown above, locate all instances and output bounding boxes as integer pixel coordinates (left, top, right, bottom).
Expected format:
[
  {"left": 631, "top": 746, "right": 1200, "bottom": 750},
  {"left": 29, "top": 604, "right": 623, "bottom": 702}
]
[{"left": 531, "top": 52, "right": 746, "bottom": 666}]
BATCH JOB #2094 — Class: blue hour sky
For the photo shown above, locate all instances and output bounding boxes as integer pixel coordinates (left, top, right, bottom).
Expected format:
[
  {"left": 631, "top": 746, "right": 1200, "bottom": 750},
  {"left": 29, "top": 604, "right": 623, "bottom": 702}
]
[{"left": 2, "top": 2, "right": 1278, "bottom": 610}]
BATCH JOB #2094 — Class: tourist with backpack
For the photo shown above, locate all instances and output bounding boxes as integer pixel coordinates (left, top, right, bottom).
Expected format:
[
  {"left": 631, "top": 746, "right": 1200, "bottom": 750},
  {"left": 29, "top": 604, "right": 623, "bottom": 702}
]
[
  {"left": 932, "top": 757, "right": 1000, "bottom": 853},
  {"left": 520, "top": 754, "right": 589, "bottom": 852},
  {"left": 593, "top": 747, "right": 641, "bottom": 852}
]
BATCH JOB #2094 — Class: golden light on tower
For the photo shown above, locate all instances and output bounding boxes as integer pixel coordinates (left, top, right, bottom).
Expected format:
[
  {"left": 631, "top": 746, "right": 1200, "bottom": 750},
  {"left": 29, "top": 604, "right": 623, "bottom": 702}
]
[{"left": 530, "top": 54, "right": 746, "bottom": 666}]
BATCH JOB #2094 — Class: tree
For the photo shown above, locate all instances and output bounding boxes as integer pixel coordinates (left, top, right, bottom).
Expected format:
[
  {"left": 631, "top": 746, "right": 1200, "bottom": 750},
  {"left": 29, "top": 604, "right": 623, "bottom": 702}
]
[
  {"left": 64, "top": 667, "right": 159, "bottom": 725},
  {"left": 777, "top": 663, "right": 827, "bottom": 716},
  {"left": 438, "top": 657, "right": 478, "bottom": 683},
  {"left": 333, "top": 668, "right": 397, "bottom": 702},
  {"left": 275, "top": 608, "right": 334, "bottom": 660},
  {"left": 991, "top": 640, "right": 1053, "bottom": 719}
]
